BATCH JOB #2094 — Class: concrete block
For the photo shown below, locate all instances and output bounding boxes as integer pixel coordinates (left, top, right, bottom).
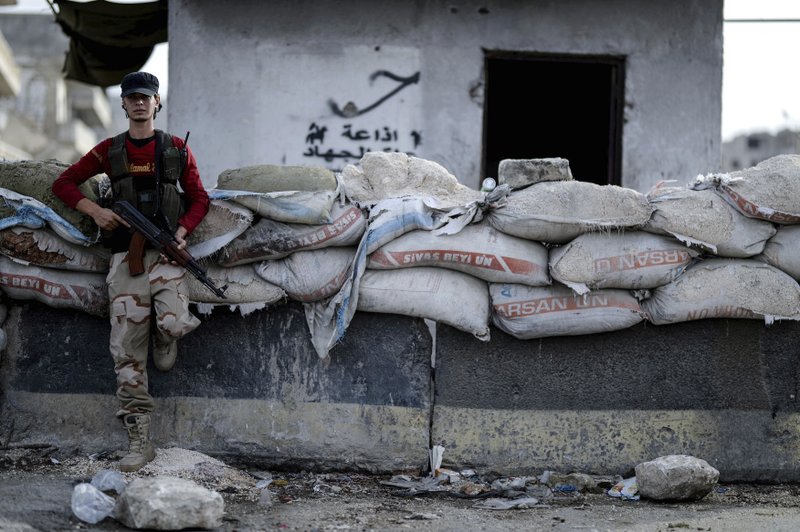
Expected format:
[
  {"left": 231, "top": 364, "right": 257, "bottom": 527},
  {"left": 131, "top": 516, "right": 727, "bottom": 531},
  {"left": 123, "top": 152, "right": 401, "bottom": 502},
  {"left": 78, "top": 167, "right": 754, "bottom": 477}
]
[
  {"left": 0, "top": 301, "right": 432, "bottom": 472},
  {"left": 433, "top": 320, "right": 800, "bottom": 482},
  {"left": 497, "top": 158, "right": 573, "bottom": 189}
]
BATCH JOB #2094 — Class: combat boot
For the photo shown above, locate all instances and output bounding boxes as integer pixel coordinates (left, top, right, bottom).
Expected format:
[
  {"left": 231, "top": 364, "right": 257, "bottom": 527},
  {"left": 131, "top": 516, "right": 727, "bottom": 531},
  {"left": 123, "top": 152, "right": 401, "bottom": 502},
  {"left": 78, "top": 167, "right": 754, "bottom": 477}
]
[
  {"left": 119, "top": 413, "right": 155, "bottom": 472},
  {"left": 153, "top": 337, "right": 178, "bottom": 371}
]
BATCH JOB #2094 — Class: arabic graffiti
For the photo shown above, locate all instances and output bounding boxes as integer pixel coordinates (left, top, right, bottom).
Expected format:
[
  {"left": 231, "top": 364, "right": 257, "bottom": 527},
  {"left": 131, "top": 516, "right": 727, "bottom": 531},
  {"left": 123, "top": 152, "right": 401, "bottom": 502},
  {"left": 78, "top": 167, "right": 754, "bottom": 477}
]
[
  {"left": 328, "top": 70, "right": 421, "bottom": 118},
  {"left": 303, "top": 123, "right": 422, "bottom": 163},
  {"left": 302, "top": 68, "right": 422, "bottom": 167}
]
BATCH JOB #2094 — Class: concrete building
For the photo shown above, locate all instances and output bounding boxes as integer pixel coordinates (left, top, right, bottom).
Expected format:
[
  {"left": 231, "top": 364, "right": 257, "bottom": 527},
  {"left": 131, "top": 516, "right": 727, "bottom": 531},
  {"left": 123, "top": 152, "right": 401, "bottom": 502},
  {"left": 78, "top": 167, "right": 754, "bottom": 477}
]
[
  {"left": 721, "top": 128, "right": 800, "bottom": 172},
  {"left": 0, "top": 13, "right": 114, "bottom": 163},
  {"left": 168, "top": 0, "right": 723, "bottom": 192},
  {"left": 11, "top": 0, "right": 796, "bottom": 483}
]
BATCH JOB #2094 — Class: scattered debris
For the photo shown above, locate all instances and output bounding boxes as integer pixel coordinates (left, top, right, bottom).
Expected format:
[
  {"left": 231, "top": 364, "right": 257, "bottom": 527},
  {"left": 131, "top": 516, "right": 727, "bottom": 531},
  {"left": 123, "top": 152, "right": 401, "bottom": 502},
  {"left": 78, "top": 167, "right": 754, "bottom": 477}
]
[
  {"left": 608, "top": 477, "right": 640, "bottom": 501},
  {"left": 473, "top": 497, "right": 541, "bottom": 510}
]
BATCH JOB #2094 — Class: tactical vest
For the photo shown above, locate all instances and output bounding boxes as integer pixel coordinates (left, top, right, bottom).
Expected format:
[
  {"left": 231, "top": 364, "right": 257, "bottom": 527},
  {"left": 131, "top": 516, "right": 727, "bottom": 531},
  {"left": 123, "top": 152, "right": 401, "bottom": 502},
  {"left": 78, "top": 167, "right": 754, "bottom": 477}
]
[{"left": 108, "top": 129, "right": 185, "bottom": 231}]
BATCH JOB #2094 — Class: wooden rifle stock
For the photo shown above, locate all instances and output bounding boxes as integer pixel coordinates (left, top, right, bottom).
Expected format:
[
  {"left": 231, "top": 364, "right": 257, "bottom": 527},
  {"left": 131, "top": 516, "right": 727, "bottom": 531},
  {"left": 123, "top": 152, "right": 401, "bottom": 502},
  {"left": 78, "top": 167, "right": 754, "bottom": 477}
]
[{"left": 127, "top": 232, "right": 147, "bottom": 276}]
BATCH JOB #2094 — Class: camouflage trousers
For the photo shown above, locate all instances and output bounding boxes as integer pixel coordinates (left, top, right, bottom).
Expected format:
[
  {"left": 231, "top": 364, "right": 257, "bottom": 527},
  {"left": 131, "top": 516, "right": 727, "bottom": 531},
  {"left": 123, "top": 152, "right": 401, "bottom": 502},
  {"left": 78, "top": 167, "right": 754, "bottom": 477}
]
[{"left": 106, "top": 249, "right": 200, "bottom": 418}]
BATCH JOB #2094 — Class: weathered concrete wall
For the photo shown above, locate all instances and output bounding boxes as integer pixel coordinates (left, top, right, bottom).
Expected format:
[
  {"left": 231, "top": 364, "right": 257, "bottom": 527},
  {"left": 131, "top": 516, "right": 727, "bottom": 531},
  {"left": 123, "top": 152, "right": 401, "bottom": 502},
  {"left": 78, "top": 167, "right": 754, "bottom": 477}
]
[
  {"left": 167, "top": 0, "right": 722, "bottom": 192},
  {"left": 434, "top": 321, "right": 800, "bottom": 483},
  {"left": 0, "top": 302, "right": 432, "bottom": 472},
  {"left": 3, "top": 300, "right": 800, "bottom": 481}
]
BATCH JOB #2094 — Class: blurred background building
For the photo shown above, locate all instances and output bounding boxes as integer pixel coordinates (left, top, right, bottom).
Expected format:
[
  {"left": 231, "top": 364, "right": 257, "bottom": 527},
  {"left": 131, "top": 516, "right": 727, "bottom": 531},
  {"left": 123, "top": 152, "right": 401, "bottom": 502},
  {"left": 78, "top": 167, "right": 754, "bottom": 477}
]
[
  {"left": 721, "top": 128, "right": 800, "bottom": 172},
  {"left": 0, "top": 11, "right": 114, "bottom": 162}
]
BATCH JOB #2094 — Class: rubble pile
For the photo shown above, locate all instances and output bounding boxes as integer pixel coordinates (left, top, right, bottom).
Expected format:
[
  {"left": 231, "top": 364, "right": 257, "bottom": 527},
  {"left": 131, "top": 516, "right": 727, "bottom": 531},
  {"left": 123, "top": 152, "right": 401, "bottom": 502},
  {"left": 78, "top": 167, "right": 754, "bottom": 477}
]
[
  {"left": 1, "top": 152, "right": 800, "bottom": 358},
  {"left": 58, "top": 445, "right": 719, "bottom": 527}
]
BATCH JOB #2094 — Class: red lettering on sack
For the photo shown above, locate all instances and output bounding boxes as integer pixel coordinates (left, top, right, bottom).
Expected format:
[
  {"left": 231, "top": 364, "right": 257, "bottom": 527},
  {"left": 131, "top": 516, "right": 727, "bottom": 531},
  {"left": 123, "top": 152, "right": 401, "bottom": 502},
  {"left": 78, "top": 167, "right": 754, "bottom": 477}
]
[
  {"left": 594, "top": 249, "right": 691, "bottom": 273},
  {"left": 381, "top": 248, "right": 539, "bottom": 276},
  {"left": 495, "top": 293, "right": 639, "bottom": 318},
  {"left": 0, "top": 273, "right": 73, "bottom": 300},
  {"left": 686, "top": 306, "right": 756, "bottom": 320},
  {"left": 720, "top": 185, "right": 800, "bottom": 224}
]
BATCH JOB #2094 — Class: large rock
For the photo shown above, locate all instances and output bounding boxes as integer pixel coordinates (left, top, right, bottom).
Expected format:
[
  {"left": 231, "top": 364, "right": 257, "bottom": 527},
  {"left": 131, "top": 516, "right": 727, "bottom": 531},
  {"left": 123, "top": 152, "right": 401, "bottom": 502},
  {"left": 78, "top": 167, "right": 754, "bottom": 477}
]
[
  {"left": 635, "top": 455, "right": 719, "bottom": 501},
  {"left": 113, "top": 476, "right": 224, "bottom": 530}
]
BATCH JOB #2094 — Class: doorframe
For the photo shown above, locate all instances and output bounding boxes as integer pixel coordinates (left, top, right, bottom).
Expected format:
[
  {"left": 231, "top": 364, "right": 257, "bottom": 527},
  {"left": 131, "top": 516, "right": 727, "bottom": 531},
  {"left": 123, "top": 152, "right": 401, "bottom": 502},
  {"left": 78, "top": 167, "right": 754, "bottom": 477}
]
[{"left": 481, "top": 50, "right": 626, "bottom": 185}]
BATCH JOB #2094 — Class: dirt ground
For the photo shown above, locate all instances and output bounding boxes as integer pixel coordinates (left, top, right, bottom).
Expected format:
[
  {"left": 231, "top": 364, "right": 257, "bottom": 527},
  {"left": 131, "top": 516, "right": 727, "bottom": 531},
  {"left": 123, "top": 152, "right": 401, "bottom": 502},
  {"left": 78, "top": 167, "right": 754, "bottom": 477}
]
[{"left": 2, "top": 447, "right": 800, "bottom": 531}]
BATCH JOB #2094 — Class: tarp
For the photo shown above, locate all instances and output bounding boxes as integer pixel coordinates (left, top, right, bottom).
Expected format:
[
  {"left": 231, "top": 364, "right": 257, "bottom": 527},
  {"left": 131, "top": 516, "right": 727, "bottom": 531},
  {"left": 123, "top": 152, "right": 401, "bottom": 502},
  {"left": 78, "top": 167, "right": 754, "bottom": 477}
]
[{"left": 53, "top": 0, "right": 167, "bottom": 87}]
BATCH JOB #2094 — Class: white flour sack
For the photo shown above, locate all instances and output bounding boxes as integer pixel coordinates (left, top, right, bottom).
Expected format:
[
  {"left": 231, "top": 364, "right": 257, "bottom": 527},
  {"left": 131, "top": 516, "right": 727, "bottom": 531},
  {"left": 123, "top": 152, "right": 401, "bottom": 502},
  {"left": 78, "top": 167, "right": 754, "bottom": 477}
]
[
  {"left": 207, "top": 187, "right": 338, "bottom": 225},
  {"left": 643, "top": 185, "right": 776, "bottom": 257},
  {"left": 186, "top": 263, "right": 285, "bottom": 312},
  {"left": 186, "top": 199, "right": 254, "bottom": 259},
  {"left": 757, "top": 225, "right": 800, "bottom": 280},
  {"left": 0, "top": 256, "right": 108, "bottom": 316},
  {"left": 640, "top": 258, "right": 800, "bottom": 325},
  {"left": 367, "top": 222, "right": 550, "bottom": 286},
  {"left": 357, "top": 267, "right": 491, "bottom": 341},
  {"left": 255, "top": 247, "right": 354, "bottom": 302},
  {"left": 213, "top": 164, "right": 339, "bottom": 224},
  {"left": 340, "top": 151, "right": 482, "bottom": 208},
  {"left": 486, "top": 180, "right": 652, "bottom": 244},
  {"left": 692, "top": 154, "right": 800, "bottom": 224},
  {"left": 217, "top": 164, "right": 338, "bottom": 193},
  {"left": 0, "top": 160, "right": 104, "bottom": 241},
  {"left": 0, "top": 227, "right": 110, "bottom": 272},
  {"left": 549, "top": 232, "right": 699, "bottom": 294},
  {"left": 216, "top": 202, "right": 366, "bottom": 266},
  {"left": 490, "top": 282, "right": 645, "bottom": 339}
]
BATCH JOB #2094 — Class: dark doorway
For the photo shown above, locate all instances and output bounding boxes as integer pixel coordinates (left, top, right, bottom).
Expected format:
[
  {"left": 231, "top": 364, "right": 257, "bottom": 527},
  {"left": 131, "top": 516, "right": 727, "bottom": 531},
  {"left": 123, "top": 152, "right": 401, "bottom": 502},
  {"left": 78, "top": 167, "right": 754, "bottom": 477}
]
[{"left": 482, "top": 52, "right": 625, "bottom": 185}]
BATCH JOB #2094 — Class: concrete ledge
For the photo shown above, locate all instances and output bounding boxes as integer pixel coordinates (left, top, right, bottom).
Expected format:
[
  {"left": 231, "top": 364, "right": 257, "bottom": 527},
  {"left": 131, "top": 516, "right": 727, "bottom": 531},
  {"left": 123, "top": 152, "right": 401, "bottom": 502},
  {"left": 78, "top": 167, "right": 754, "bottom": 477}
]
[
  {"left": 433, "top": 321, "right": 800, "bottom": 481},
  {"left": 5, "top": 301, "right": 800, "bottom": 479},
  {"left": 0, "top": 302, "right": 432, "bottom": 472}
]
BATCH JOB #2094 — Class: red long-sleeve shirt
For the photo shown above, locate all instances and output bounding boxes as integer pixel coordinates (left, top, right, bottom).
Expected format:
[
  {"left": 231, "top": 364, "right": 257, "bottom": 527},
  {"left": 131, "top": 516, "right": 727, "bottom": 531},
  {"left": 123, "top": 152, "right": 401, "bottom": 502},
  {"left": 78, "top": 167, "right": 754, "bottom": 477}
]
[{"left": 52, "top": 133, "right": 210, "bottom": 235}]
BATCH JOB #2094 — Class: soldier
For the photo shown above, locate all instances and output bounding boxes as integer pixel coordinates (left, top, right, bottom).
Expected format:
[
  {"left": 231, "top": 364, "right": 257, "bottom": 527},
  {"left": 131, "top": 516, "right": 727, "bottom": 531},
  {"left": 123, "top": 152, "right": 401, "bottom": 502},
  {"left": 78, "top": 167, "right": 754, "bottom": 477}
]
[{"left": 52, "top": 72, "right": 210, "bottom": 472}]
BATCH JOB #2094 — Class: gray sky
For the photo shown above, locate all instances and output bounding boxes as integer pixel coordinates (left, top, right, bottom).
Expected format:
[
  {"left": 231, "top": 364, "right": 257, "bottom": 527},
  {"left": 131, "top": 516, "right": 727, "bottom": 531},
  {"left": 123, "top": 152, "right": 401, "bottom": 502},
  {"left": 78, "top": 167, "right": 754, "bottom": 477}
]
[
  {"left": 723, "top": 0, "right": 800, "bottom": 139},
  {"left": 1, "top": 0, "right": 798, "bottom": 141}
]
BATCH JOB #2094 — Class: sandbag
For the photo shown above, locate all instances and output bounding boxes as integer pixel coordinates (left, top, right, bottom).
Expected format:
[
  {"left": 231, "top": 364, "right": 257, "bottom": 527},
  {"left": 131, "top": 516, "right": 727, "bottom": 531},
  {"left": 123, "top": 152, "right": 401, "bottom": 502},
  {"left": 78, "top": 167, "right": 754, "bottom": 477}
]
[
  {"left": 208, "top": 188, "right": 338, "bottom": 225},
  {"left": 757, "top": 225, "right": 800, "bottom": 280},
  {"left": 0, "top": 227, "right": 110, "bottom": 272},
  {"left": 368, "top": 222, "right": 550, "bottom": 286},
  {"left": 357, "top": 267, "right": 490, "bottom": 341},
  {"left": 549, "top": 232, "right": 699, "bottom": 294},
  {"left": 255, "top": 247, "right": 354, "bottom": 302},
  {"left": 640, "top": 258, "right": 800, "bottom": 325},
  {"left": 490, "top": 282, "right": 645, "bottom": 339},
  {"left": 643, "top": 185, "right": 775, "bottom": 257},
  {"left": 340, "top": 151, "right": 483, "bottom": 208},
  {"left": 0, "top": 255, "right": 108, "bottom": 316},
  {"left": 186, "top": 199, "right": 253, "bottom": 259},
  {"left": 217, "top": 164, "right": 337, "bottom": 192},
  {"left": 487, "top": 180, "right": 652, "bottom": 244},
  {"left": 693, "top": 154, "right": 800, "bottom": 224},
  {"left": 185, "top": 263, "right": 285, "bottom": 308},
  {"left": 216, "top": 202, "right": 365, "bottom": 266},
  {"left": 0, "top": 187, "right": 99, "bottom": 246},
  {"left": 304, "top": 197, "right": 450, "bottom": 359},
  {"left": 0, "top": 160, "right": 103, "bottom": 240}
]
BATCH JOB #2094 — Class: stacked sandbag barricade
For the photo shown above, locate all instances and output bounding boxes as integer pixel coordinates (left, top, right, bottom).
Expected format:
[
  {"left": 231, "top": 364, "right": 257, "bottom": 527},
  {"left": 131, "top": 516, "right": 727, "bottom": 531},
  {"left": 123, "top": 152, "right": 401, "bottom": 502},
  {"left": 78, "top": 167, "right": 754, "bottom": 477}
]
[{"left": 1, "top": 153, "right": 800, "bottom": 359}]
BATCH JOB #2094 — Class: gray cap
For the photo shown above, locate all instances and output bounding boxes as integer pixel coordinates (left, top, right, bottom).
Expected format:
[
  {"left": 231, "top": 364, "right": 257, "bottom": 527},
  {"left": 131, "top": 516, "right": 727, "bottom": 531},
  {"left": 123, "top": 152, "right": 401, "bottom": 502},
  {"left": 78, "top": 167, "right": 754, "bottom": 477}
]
[{"left": 120, "top": 71, "right": 159, "bottom": 98}]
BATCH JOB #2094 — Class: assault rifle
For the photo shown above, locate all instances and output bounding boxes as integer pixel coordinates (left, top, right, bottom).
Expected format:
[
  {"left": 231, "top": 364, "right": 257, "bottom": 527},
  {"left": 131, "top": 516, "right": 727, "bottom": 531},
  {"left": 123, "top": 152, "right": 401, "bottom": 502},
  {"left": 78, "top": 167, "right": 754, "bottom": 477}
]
[{"left": 112, "top": 200, "right": 228, "bottom": 298}]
